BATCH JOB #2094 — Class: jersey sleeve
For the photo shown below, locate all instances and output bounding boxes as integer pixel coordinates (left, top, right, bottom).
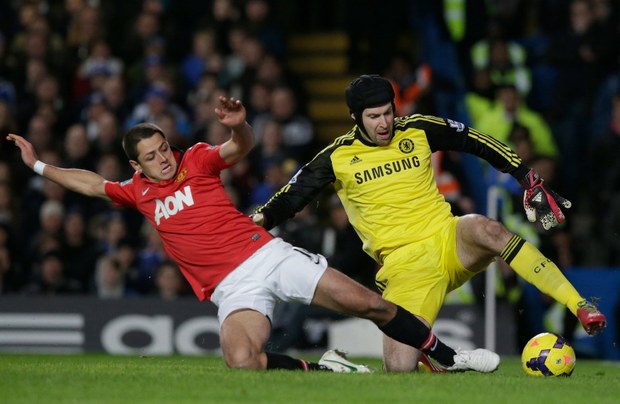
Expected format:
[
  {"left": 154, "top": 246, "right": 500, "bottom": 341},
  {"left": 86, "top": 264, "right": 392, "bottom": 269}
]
[
  {"left": 105, "top": 178, "right": 137, "bottom": 208},
  {"left": 408, "top": 114, "right": 530, "bottom": 180},
  {"left": 256, "top": 144, "right": 337, "bottom": 230},
  {"left": 191, "top": 143, "right": 231, "bottom": 175}
]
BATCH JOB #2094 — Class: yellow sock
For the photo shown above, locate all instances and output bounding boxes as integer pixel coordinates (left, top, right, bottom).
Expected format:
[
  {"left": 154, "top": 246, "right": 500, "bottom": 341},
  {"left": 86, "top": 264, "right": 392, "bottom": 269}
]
[{"left": 500, "top": 235, "right": 584, "bottom": 316}]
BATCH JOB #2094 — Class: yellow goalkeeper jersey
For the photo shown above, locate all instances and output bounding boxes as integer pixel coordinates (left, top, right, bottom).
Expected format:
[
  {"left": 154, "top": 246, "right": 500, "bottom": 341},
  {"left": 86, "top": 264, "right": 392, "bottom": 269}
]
[{"left": 258, "top": 114, "right": 528, "bottom": 264}]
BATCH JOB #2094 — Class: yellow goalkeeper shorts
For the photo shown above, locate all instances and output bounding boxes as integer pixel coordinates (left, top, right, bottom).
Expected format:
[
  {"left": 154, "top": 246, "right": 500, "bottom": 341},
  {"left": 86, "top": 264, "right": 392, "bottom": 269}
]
[{"left": 375, "top": 216, "right": 475, "bottom": 325}]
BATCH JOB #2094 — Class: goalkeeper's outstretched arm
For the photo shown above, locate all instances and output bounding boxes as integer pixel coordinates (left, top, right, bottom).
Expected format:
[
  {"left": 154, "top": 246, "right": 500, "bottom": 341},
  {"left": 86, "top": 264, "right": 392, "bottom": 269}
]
[{"left": 7, "top": 133, "right": 110, "bottom": 200}]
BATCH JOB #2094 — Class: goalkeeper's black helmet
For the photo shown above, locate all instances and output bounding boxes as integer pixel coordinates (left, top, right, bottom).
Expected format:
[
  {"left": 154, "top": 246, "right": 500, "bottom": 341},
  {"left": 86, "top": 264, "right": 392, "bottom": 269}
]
[{"left": 345, "top": 74, "right": 395, "bottom": 134}]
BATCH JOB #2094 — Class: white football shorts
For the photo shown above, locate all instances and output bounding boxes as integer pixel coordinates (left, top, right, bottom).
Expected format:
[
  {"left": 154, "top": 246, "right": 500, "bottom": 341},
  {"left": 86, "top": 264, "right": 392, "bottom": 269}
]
[{"left": 210, "top": 237, "right": 328, "bottom": 325}]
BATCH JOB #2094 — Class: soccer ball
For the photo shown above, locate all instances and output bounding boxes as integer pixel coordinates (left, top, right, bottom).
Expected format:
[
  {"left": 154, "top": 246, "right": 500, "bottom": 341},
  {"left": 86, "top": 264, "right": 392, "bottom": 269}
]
[{"left": 521, "top": 332, "right": 576, "bottom": 377}]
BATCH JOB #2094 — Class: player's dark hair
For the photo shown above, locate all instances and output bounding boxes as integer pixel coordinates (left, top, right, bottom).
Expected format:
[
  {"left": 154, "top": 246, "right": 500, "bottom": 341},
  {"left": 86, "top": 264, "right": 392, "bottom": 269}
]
[
  {"left": 122, "top": 123, "right": 167, "bottom": 161},
  {"left": 345, "top": 74, "right": 395, "bottom": 133}
]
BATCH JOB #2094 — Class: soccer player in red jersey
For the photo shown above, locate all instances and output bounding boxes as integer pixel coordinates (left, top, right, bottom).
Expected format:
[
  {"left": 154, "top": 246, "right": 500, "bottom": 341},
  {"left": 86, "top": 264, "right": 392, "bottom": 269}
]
[{"left": 8, "top": 96, "right": 499, "bottom": 373}]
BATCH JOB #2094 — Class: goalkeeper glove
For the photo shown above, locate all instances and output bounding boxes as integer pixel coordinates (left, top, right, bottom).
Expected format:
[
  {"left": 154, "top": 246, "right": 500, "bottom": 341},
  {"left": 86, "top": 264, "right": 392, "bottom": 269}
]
[{"left": 519, "top": 169, "right": 572, "bottom": 230}]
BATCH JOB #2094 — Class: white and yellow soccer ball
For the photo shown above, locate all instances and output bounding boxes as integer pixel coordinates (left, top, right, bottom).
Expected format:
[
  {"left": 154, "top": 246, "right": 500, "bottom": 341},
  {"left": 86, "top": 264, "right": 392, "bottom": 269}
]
[{"left": 521, "top": 332, "right": 576, "bottom": 377}]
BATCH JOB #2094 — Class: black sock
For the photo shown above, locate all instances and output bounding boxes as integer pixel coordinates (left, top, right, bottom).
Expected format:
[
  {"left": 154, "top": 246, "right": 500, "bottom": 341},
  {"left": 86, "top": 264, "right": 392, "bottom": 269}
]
[
  {"left": 379, "top": 305, "right": 456, "bottom": 367},
  {"left": 265, "top": 352, "right": 325, "bottom": 371}
]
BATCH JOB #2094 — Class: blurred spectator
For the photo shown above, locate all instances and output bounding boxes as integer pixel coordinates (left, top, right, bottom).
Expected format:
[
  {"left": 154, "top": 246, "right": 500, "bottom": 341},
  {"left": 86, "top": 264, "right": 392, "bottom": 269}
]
[
  {"left": 228, "top": 35, "right": 265, "bottom": 100},
  {"left": 243, "top": 0, "right": 286, "bottom": 58},
  {"left": 75, "top": 39, "right": 123, "bottom": 99},
  {"left": 245, "top": 80, "right": 271, "bottom": 125},
  {"left": 0, "top": 79, "right": 17, "bottom": 113},
  {"left": 187, "top": 71, "right": 220, "bottom": 108},
  {"left": 62, "top": 123, "right": 93, "bottom": 170},
  {"left": 91, "top": 110, "right": 124, "bottom": 159},
  {"left": 202, "top": 117, "right": 230, "bottom": 146},
  {"left": 223, "top": 25, "right": 248, "bottom": 85},
  {"left": 189, "top": 86, "right": 227, "bottom": 142},
  {"left": 126, "top": 53, "right": 170, "bottom": 106},
  {"left": 508, "top": 124, "right": 536, "bottom": 166},
  {"left": 470, "top": 19, "right": 531, "bottom": 96},
  {"left": 65, "top": 4, "right": 103, "bottom": 65},
  {"left": 7, "top": 28, "right": 59, "bottom": 81},
  {"left": 181, "top": 30, "right": 219, "bottom": 90},
  {"left": 92, "top": 210, "right": 127, "bottom": 256},
  {"left": 255, "top": 52, "right": 306, "bottom": 110},
  {"left": 154, "top": 110, "right": 186, "bottom": 148},
  {"left": 476, "top": 85, "right": 558, "bottom": 158},
  {"left": 384, "top": 53, "right": 433, "bottom": 116},
  {"left": 120, "top": 10, "right": 161, "bottom": 66},
  {"left": 154, "top": 260, "right": 190, "bottom": 300},
  {"left": 0, "top": 100, "right": 17, "bottom": 149},
  {"left": 465, "top": 67, "right": 495, "bottom": 126},
  {"left": 0, "top": 182, "right": 17, "bottom": 227},
  {"left": 249, "top": 157, "right": 289, "bottom": 209},
  {"left": 61, "top": 207, "right": 97, "bottom": 293},
  {"left": 125, "top": 82, "right": 190, "bottom": 138},
  {"left": 34, "top": 73, "right": 65, "bottom": 124},
  {"left": 23, "top": 249, "right": 81, "bottom": 295},
  {"left": 0, "top": 31, "right": 7, "bottom": 78},
  {"left": 100, "top": 75, "right": 130, "bottom": 123},
  {"left": 252, "top": 85, "right": 315, "bottom": 162},
  {"left": 80, "top": 39, "right": 123, "bottom": 77},
  {"left": 30, "top": 199, "right": 64, "bottom": 255},
  {"left": 0, "top": 223, "right": 17, "bottom": 294},
  {"left": 25, "top": 113, "right": 54, "bottom": 152},
  {"left": 134, "top": 222, "right": 168, "bottom": 294},
  {"left": 211, "top": 0, "right": 241, "bottom": 55},
  {"left": 249, "top": 118, "right": 289, "bottom": 174},
  {"left": 13, "top": 57, "right": 47, "bottom": 119},
  {"left": 0, "top": 161, "right": 11, "bottom": 185},
  {"left": 92, "top": 254, "right": 137, "bottom": 298},
  {"left": 79, "top": 91, "right": 109, "bottom": 140},
  {"left": 0, "top": 100, "right": 17, "bottom": 152},
  {"left": 114, "top": 239, "right": 141, "bottom": 293},
  {"left": 17, "top": 73, "right": 66, "bottom": 133}
]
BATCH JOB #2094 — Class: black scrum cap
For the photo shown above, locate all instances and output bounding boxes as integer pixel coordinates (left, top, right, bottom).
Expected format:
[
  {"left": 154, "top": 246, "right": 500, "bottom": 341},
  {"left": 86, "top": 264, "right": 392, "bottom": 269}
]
[
  {"left": 345, "top": 74, "right": 394, "bottom": 115},
  {"left": 345, "top": 74, "right": 395, "bottom": 133}
]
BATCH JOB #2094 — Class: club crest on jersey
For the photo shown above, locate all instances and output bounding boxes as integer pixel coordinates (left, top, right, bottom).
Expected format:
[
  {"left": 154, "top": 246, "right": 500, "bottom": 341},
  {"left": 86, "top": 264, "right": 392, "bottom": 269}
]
[
  {"left": 154, "top": 185, "right": 194, "bottom": 225},
  {"left": 175, "top": 168, "right": 188, "bottom": 182},
  {"left": 398, "top": 138, "right": 414, "bottom": 154}
]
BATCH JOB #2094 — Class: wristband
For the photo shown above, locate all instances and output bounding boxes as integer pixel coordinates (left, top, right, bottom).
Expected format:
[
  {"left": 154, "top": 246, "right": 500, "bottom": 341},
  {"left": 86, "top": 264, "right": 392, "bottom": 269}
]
[{"left": 33, "top": 160, "right": 46, "bottom": 175}]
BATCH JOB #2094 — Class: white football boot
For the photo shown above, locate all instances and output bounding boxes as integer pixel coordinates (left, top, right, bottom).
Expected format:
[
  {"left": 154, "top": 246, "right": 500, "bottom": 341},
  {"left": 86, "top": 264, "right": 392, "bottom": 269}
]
[
  {"left": 318, "top": 350, "right": 372, "bottom": 373},
  {"left": 445, "top": 348, "right": 500, "bottom": 373}
]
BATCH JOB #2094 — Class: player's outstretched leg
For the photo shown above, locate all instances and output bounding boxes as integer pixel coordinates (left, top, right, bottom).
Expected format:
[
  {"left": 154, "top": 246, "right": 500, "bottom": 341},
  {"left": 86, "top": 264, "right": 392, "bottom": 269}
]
[
  {"left": 500, "top": 235, "right": 607, "bottom": 335},
  {"left": 264, "top": 351, "right": 370, "bottom": 372}
]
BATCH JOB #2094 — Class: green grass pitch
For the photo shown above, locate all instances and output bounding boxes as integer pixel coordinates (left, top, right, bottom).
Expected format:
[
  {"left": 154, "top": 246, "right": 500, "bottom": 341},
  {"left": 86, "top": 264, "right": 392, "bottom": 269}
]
[{"left": 1, "top": 354, "right": 619, "bottom": 403}]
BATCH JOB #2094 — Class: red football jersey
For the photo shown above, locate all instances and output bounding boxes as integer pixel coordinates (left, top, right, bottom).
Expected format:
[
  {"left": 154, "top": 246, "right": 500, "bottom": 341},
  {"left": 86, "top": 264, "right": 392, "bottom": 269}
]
[{"left": 105, "top": 143, "right": 273, "bottom": 301}]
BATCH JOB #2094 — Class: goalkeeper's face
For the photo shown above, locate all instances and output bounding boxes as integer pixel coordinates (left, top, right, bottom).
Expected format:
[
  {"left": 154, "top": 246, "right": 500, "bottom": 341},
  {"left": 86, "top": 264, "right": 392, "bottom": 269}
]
[
  {"left": 357, "top": 102, "right": 394, "bottom": 146},
  {"left": 131, "top": 133, "right": 178, "bottom": 182}
]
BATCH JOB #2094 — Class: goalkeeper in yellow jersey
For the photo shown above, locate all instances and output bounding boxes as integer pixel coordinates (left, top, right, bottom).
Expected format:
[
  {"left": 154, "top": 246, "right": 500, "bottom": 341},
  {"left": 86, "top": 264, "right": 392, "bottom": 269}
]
[{"left": 254, "top": 74, "right": 606, "bottom": 372}]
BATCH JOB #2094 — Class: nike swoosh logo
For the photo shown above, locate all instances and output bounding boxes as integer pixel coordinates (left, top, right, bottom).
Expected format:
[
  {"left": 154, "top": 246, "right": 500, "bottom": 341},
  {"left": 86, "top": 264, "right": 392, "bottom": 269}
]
[{"left": 142, "top": 188, "right": 150, "bottom": 196}]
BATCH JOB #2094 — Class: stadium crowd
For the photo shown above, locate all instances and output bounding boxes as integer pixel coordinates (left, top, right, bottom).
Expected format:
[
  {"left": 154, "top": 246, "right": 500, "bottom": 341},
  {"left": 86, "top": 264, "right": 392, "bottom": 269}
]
[{"left": 0, "top": 0, "right": 619, "bottom": 348}]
